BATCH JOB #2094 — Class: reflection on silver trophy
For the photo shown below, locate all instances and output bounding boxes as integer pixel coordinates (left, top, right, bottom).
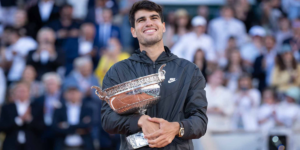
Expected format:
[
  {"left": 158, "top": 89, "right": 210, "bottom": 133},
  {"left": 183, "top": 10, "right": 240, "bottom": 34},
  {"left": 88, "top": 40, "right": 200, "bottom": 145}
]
[{"left": 91, "top": 64, "right": 166, "bottom": 149}]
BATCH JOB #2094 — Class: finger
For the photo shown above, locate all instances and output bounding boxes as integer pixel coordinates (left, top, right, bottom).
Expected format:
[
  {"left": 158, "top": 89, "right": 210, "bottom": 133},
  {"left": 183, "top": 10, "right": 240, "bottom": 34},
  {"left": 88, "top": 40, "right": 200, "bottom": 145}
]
[
  {"left": 144, "top": 130, "right": 162, "bottom": 139},
  {"left": 149, "top": 138, "right": 169, "bottom": 148},
  {"left": 147, "top": 135, "right": 164, "bottom": 145},
  {"left": 148, "top": 117, "right": 164, "bottom": 124}
]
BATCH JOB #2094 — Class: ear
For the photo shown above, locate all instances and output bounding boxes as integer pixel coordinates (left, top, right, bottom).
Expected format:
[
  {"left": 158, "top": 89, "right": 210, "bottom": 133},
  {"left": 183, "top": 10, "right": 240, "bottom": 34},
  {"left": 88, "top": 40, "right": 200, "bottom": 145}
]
[
  {"left": 162, "top": 22, "right": 166, "bottom": 33},
  {"left": 131, "top": 27, "right": 137, "bottom": 38}
]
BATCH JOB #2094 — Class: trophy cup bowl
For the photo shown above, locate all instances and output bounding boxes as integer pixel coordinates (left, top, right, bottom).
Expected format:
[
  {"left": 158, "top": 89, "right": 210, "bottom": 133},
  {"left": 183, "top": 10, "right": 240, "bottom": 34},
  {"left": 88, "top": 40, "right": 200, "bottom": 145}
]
[
  {"left": 91, "top": 64, "right": 166, "bottom": 149},
  {"left": 91, "top": 64, "right": 166, "bottom": 115}
]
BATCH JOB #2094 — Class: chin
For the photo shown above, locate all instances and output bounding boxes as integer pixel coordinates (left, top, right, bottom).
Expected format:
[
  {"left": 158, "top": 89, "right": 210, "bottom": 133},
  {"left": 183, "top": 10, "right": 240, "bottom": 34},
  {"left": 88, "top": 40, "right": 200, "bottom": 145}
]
[{"left": 139, "top": 36, "right": 162, "bottom": 46}]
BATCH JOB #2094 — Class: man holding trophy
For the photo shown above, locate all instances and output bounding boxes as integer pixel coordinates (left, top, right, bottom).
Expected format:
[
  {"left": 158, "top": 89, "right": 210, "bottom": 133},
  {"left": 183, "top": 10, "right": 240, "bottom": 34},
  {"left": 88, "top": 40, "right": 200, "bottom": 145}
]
[{"left": 93, "top": 1, "right": 208, "bottom": 149}]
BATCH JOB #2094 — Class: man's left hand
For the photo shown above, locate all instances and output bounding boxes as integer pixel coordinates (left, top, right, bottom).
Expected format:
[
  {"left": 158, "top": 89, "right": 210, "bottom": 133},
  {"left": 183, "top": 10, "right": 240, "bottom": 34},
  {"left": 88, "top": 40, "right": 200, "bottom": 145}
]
[{"left": 144, "top": 118, "right": 180, "bottom": 148}]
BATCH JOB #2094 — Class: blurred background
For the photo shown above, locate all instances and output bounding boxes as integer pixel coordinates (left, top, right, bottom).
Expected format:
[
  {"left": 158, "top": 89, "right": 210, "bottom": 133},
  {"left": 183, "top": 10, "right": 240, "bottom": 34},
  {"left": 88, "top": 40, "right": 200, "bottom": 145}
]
[{"left": 0, "top": 0, "right": 300, "bottom": 150}]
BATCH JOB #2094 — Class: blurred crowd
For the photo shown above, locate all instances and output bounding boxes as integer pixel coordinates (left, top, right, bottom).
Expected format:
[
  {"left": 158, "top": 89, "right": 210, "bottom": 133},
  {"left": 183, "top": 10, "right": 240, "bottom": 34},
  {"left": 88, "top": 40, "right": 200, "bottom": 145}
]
[{"left": 0, "top": 0, "right": 300, "bottom": 150}]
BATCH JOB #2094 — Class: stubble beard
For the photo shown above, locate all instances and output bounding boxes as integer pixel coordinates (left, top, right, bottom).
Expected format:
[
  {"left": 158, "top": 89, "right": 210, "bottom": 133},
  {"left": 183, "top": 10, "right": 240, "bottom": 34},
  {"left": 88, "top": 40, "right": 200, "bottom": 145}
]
[{"left": 138, "top": 34, "right": 163, "bottom": 47}]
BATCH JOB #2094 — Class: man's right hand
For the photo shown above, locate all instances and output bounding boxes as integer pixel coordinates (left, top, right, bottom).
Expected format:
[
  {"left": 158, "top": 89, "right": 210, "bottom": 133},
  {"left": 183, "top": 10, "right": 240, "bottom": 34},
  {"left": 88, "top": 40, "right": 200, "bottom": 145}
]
[{"left": 138, "top": 115, "right": 160, "bottom": 138}]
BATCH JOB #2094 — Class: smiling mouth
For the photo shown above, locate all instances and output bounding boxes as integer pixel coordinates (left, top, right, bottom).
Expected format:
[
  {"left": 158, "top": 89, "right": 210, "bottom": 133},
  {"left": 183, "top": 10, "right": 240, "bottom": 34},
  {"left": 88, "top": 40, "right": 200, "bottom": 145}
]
[{"left": 143, "top": 29, "right": 157, "bottom": 34}]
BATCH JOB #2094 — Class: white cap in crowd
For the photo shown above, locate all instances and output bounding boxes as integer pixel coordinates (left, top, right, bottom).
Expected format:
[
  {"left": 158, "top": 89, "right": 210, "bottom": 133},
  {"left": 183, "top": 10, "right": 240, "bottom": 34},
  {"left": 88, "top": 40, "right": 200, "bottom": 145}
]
[
  {"left": 249, "top": 26, "right": 266, "bottom": 37},
  {"left": 192, "top": 16, "right": 207, "bottom": 27}
]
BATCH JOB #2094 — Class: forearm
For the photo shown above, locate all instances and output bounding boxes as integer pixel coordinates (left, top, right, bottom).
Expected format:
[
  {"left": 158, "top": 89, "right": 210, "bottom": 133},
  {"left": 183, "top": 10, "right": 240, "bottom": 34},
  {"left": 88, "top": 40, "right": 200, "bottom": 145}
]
[
  {"left": 181, "top": 109, "right": 207, "bottom": 139},
  {"left": 101, "top": 103, "right": 142, "bottom": 135}
]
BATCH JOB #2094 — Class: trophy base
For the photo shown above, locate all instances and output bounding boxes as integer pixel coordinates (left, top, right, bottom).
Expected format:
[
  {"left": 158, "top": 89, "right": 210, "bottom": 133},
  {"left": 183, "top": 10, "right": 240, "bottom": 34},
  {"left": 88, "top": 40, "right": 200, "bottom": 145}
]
[{"left": 126, "top": 132, "right": 148, "bottom": 149}]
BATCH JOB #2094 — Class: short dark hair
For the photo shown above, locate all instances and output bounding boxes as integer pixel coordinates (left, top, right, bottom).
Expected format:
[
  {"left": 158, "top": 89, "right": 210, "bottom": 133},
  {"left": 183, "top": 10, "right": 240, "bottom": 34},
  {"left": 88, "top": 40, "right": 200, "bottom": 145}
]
[{"left": 129, "top": 0, "right": 164, "bottom": 28}]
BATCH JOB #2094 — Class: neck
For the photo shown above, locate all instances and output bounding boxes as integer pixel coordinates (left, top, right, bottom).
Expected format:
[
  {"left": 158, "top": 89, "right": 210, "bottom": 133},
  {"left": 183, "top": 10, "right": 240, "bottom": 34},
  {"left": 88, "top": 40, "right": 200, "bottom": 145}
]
[
  {"left": 210, "top": 84, "right": 219, "bottom": 90},
  {"left": 139, "top": 40, "right": 165, "bottom": 62}
]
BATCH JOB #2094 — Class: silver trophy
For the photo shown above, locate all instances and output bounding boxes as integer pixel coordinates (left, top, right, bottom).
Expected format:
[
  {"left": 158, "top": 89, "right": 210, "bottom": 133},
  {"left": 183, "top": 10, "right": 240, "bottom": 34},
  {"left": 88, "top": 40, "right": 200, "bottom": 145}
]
[{"left": 91, "top": 64, "right": 166, "bottom": 149}]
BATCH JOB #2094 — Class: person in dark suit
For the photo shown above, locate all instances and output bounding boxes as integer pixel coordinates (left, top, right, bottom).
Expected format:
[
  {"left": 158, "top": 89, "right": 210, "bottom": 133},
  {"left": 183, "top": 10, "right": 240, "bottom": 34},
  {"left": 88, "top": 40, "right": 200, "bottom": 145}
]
[
  {"left": 30, "top": 72, "right": 63, "bottom": 150},
  {"left": 85, "top": 0, "right": 119, "bottom": 24},
  {"left": 0, "top": 81, "right": 42, "bottom": 150},
  {"left": 27, "top": 0, "right": 60, "bottom": 39},
  {"left": 26, "top": 27, "right": 65, "bottom": 80},
  {"left": 47, "top": 4, "right": 81, "bottom": 48},
  {"left": 94, "top": 8, "right": 121, "bottom": 55},
  {"left": 63, "top": 23, "right": 97, "bottom": 75},
  {"left": 253, "top": 36, "right": 277, "bottom": 93},
  {"left": 52, "top": 84, "right": 94, "bottom": 150}
]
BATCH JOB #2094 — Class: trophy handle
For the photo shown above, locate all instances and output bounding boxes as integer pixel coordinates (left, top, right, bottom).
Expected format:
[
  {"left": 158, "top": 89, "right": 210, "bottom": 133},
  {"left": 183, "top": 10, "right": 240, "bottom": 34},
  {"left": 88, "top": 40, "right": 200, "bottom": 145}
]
[
  {"left": 91, "top": 86, "right": 109, "bottom": 102},
  {"left": 158, "top": 64, "right": 166, "bottom": 82}
]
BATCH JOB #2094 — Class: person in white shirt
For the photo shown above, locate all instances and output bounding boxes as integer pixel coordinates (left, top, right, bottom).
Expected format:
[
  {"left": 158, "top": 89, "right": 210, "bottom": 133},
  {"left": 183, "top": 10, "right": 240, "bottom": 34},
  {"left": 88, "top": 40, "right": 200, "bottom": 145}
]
[
  {"left": 67, "top": 0, "right": 89, "bottom": 20},
  {"left": 52, "top": 84, "right": 94, "bottom": 150},
  {"left": 240, "top": 26, "right": 266, "bottom": 66},
  {"left": 257, "top": 88, "right": 278, "bottom": 131},
  {"left": 0, "top": 81, "right": 42, "bottom": 150},
  {"left": 206, "top": 69, "right": 235, "bottom": 131},
  {"left": 232, "top": 74, "right": 261, "bottom": 131},
  {"left": 172, "top": 16, "right": 216, "bottom": 63},
  {"left": 4, "top": 27, "right": 38, "bottom": 83},
  {"left": 208, "top": 6, "right": 247, "bottom": 57},
  {"left": 275, "top": 86, "right": 300, "bottom": 128}
]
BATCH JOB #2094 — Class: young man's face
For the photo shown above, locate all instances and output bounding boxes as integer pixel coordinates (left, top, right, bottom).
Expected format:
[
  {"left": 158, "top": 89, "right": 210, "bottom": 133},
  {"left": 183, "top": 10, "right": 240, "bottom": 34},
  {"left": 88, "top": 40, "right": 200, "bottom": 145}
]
[{"left": 131, "top": 10, "right": 165, "bottom": 46}]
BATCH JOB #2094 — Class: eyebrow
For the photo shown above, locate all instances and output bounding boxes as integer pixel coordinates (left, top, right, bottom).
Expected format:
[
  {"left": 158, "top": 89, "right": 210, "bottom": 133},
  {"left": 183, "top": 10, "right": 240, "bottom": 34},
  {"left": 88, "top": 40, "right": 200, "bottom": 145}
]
[{"left": 136, "top": 14, "right": 160, "bottom": 22}]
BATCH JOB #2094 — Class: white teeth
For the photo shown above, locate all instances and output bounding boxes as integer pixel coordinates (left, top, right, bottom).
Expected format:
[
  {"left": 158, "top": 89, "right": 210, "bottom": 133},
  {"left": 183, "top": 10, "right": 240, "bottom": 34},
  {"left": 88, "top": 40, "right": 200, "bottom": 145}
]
[{"left": 145, "top": 29, "right": 155, "bottom": 33}]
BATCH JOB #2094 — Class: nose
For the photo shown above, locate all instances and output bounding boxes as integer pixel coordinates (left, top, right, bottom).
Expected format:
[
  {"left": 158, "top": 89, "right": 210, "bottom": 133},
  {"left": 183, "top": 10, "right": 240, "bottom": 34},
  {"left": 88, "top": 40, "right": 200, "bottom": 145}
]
[{"left": 145, "top": 18, "right": 153, "bottom": 27}]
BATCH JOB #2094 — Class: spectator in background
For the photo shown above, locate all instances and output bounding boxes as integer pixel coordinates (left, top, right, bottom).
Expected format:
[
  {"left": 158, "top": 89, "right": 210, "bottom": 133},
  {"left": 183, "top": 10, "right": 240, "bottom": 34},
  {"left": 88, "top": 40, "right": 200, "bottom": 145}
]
[
  {"left": 220, "top": 36, "right": 238, "bottom": 67},
  {"left": 27, "top": 28, "right": 65, "bottom": 80},
  {"left": 193, "top": 49, "right": 208, "bottom": 80},
  {"left": 64, "top": 56, "right": 99, "bottom": 101},
  {"left": 224, "top": 49, "right": 247, "bottom": 92},
  {"left": 118, "top": 0, "right": 140, "bottom": 50},
  {"left": 206, "top": 69, "right": 234, "bottom": 132},
  {"left": 31, "top": 72, "right": 63, "bottom": 150},
  {"left": 95, "top": 38, "right": 129, "bottom": 85},
  {"left": 13, "top": 9, "right": 36, "bottom": 38},
  {"left": 260, "top": 0, "right": 284, "bottom": 31},
  {"left": 0, "top": 0, "right": 17, "bottom": 25},
  {"left": 27, "top": 0, "right": 60, "bottom": 39},
  {"left": 282, "top": 0, "right": 300, "bottom": 20},
  {"left": 0, "top": 81, "right": 43, "bottom": 150},
  {"left": 47, "top": 4, "right": 81, "bottom": 48},
  {"left": 283, "top": 19, "right": 300, "bottom": 62},
  {"left": 271, "top": 44, "right": 300, "bottom": 92},
  {"left": 253, "top": 36, "right": 277, "bottom": 93},
  {"left": 240, "top": 26, "right": 266, "bottom": 66},
  {"left": 21, "top": 65, "right": 44, "bottom": 100},
  {"left": 94, "top": 8, "right": 121, "bottom": 52},
  {"left": 232, "top": 74, "right": 261, "bottom": 131},
  {"left": 86, "top": 0, "right": 119, "bottom": 24},
  {"left": 208, "top": 6, "right": 247, "bottom": 57},
  {"left": 162, "top": 11, "right": 175, "bottom": 48},
  {"left": 275, "top": 17, "right": 293, "bottom": 49},
  {"left": 172, "top": 16, "right": 216, "bottom": 63},
  {"left": 257, "top": 88, "right": 278, "bottom": 131},
  {"left": 165, "top": 9, "right": 191, "bottom": 48},
  {"left": 63, "top": 23, "right": 96, "bottom": 75},
  {"left": 233, "top": 0, "right": 259, "bottom": 31},
  {"left": 67, "top": 0, "right": 89, "bottom": 20},
  {"left": 52, "top": 84, "right": 94, "bottom": 150},
  {"left": 197, "top": 6, "right": 210, "bottom": 22},
  {"left": 276, "top": 86, "right": 300, "bottom": 128},
  {"left": 85, "top": 0, "right": 106, "bottom": 24},
  {"left": 4, "top": 27, "right": 38, "bottom": 83}
]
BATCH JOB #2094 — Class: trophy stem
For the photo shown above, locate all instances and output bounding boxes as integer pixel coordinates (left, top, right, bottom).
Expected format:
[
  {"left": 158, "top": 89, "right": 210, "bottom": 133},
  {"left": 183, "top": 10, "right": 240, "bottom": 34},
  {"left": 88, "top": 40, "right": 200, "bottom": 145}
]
[{"left": 138, "top": 108, "right": 147, "bottom": 115}]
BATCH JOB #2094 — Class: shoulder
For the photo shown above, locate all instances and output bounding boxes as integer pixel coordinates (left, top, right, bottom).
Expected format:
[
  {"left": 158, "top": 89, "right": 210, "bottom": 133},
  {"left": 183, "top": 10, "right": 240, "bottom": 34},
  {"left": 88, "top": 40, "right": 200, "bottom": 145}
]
[
  {"left": 1, "top": 103, "right": 15, "bottom": 111},
  {"left": 232, "top": 19, "right": 245, "bottom": 26},
  {"left": 202, "top": 34, "right": 213, "bottom": 41},
  {"left": 104, "top": 59, "right": 131, "bottom": 77},
  {"left": 173, "top": 57, "right": 199, "bottom": 72}
]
